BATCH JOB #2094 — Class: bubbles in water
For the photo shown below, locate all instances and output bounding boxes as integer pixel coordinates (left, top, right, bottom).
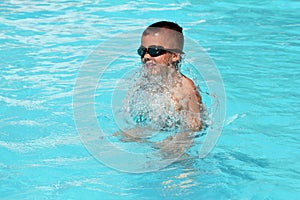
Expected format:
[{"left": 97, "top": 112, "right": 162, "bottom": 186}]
[{"left": 122, "top": 64, "right": 203, "bottom": 132}]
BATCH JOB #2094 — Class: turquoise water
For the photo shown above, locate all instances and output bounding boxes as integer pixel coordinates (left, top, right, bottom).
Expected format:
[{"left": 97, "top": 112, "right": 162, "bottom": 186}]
[{"left": 1, "top": 0, "right": 299, "bottom": 199}]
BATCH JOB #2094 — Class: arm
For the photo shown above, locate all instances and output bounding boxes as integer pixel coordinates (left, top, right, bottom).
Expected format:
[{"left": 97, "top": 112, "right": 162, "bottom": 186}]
[
  {"left": 186, "top": 85, "right": 202, "bottom": 131},
  {"left": 114, "top": 126, "right": 194, "bottom": 159},
  {"left": 113, "top": 126, "right": 155, "bottom": 142},
  {"left": 177, "top": 77, "right": 203, "bottom": 131}
]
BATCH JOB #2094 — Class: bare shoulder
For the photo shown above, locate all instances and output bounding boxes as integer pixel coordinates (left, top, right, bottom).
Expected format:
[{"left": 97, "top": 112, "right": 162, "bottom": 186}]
[
  {"left": 181, "top": 75, "right": 196, "bottom": 89},
  {"left": 180, "top": 75, "right": 200, "bottom": 96},
  {"left": 172, "top": 74, "right": 202, "bottom": 104}
]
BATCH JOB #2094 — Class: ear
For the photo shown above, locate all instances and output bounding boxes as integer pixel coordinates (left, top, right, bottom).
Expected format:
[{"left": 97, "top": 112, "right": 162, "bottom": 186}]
[{"left": 171, "top": 53, "right": 181, "bottom": 62}]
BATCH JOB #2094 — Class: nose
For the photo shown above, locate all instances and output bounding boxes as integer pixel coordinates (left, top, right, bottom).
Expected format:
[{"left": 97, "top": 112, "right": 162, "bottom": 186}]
[{"left": 142, "top": 52, "right": 152, "bottom": 63}]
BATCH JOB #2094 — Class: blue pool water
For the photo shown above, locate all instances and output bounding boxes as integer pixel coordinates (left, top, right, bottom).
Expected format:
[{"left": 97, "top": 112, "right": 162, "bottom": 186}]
[{"left": 1, "top": 0, "right": 299, "bottom": 199}]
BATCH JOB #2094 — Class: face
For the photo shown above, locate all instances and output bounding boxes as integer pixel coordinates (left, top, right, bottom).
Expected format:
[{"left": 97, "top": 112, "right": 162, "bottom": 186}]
[{"left": 140, "top": 28, "right": 182, "bottom": 74}]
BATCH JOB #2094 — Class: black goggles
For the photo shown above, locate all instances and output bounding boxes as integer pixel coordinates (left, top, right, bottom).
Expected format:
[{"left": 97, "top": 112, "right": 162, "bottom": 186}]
[{"left": 137, "top": 45, "right": 182, "bottom": 58}]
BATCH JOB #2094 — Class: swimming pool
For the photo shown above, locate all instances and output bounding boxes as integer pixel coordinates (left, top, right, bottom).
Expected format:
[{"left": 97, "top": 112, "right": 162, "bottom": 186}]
[{"left": 1, "top": 0, "right": 299, "bottom": 199}]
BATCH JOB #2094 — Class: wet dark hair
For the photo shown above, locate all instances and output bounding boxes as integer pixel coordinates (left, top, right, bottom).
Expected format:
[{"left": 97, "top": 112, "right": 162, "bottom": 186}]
[
  {"left": 148, "top": 21, "right": 183, "bottom": 33},
  {"left": 143, "top": 21, "right": 184, "bottom": 48}
]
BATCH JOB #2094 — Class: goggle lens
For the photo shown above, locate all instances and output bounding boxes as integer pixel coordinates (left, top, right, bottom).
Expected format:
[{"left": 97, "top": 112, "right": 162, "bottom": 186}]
[{"left": 137, "top": 46, "right": 167, "bottom": 58}]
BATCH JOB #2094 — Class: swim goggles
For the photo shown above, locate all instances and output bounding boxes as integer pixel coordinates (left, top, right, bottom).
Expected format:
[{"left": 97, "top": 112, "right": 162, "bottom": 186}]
[{"left": 137, "top": 45, "right": 182, "bottom": 58}]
